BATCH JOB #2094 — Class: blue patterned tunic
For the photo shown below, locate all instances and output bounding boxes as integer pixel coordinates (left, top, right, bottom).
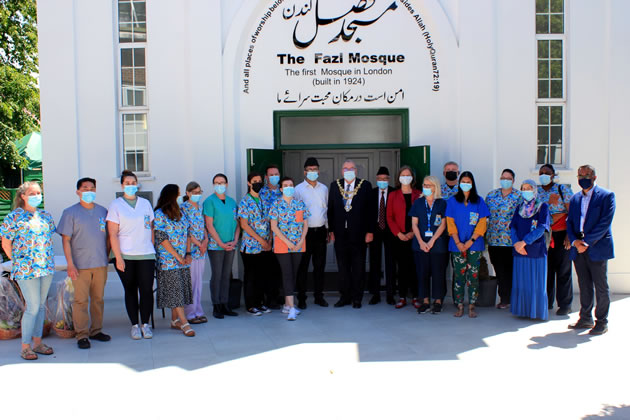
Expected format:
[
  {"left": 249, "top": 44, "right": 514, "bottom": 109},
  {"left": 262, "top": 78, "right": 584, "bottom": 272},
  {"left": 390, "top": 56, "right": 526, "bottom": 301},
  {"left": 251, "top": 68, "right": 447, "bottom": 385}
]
[
  {"left": 180, "top": 201, "right": 205, "bottom": 260},
  {"left": 153, "top": 209, "right": 190, "bottom": 270},
  {"left": 0, "top": 208, "right": 56, "bottom": 281},
  {"left": 537, "top": 183, "right": 572, "bottom": 215},
  {"left": 238, "top": 194, "right": 270, "bottom": 254},
  {"left": 441, "top": 183, "right": 459, "bottom": 200},
  {"left": 269, "top": 198, "right": 311, "bottom": 253},
  {"left": 259, "top": 186, "right": 282, "bottom": 216},
  {"left": 486, "top": 188, "right": 522, "bottom": 247}
]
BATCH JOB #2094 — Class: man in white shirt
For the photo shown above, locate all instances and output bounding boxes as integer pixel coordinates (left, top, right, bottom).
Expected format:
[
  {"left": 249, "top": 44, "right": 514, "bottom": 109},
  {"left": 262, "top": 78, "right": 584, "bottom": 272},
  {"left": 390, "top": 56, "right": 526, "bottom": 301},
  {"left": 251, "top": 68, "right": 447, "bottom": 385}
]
[{"left": 294, "top": 157, "right": 329, "bottom": 308}]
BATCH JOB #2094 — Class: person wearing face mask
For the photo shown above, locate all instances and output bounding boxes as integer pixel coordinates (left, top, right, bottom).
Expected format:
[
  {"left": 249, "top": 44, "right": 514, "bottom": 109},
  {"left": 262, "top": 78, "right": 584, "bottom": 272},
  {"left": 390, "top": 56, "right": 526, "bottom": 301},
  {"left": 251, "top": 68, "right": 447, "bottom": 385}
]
[
  {"left": 180, "top": 181, "right": 209, "bottom": 323},
  {"left": 367, "top": 166, "right": 396, "bottom": 305},
  {"left": 441, "top": 161, "right": 460, "bottom": 200},
  {"left": 270, "top": 177, "right": 311, "bottom": 321},
  {"left": 446, "top": 171, "right": 490, "bottom": 318},
  {"left": 486, "top": 169, "right": 522, "bottom": 309},
  {"left": 106, "top": 170, "right": 156, "bottom": 340},
  {"left": 204, "top": 174, "right": 240, "bottom": 318},
  {"left": 509, "top": 180, "right": 550, "bottom": 320},
  {"left": 387, "top": 166, "right": 422, "bottom": 309},
  {"left": 537, "top": 163, "right": 573, "bottom": 315},
  {"left": 327, "top": 160, "right": 373, "bottom": 308},
  {"left": 409, "top": 176, "right": 449, "bottom": 314},
  {"left": 567, "top": 165, "right": 615, "bottom": 335},
  {"left": 239, "top": 172, "right": 273, "bottom": 315},
  {"left": 57, "top": 177, "right": 111, "bottom": 349},
  {"left": 294, "top": 157, "right": 329, "bottom": 309},
  {"left": 259, "top": 164, "right": 282, "bottom": 310},
  {"left": 1, "top": 181, "right": 56, "bottom": 360}
]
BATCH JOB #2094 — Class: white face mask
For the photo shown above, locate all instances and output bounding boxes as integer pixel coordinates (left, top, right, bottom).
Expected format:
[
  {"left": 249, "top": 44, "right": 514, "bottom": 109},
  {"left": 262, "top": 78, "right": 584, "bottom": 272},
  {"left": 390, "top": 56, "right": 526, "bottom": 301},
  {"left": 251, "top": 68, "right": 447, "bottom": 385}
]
[{"left": 399, "top": 176, "right": 413, "bottom": 186}]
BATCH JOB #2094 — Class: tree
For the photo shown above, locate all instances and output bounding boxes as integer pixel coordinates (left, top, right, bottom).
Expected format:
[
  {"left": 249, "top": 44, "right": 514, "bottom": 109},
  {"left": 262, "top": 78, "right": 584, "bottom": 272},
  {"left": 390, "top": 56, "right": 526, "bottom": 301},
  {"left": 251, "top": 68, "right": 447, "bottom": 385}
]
[{"left": 0, "top": 0, "right": 39, "bottom": 183}]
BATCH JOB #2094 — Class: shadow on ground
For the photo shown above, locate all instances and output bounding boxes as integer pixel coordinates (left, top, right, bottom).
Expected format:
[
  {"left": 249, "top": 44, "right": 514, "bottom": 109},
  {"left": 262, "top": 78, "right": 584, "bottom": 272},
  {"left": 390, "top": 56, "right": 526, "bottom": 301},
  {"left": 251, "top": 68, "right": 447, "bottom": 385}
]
[{"left": 582, "top": 404, "right": 630, "bottom": 419}]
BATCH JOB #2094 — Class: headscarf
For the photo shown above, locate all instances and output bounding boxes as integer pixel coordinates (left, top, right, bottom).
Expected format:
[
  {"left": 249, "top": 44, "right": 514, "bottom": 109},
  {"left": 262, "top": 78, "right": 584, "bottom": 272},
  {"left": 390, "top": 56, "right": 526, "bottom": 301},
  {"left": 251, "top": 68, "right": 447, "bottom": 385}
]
[{"left": 518, "top": 179, "right": 543, "bottom": 219}]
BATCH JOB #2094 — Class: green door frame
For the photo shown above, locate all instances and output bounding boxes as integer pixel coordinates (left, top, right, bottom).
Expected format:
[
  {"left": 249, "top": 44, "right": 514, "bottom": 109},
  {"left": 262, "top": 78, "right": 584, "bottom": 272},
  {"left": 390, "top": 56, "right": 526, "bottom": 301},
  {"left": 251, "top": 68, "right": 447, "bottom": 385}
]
[{"left": 273, "top": 108, "right": 409, "bottom": 150}]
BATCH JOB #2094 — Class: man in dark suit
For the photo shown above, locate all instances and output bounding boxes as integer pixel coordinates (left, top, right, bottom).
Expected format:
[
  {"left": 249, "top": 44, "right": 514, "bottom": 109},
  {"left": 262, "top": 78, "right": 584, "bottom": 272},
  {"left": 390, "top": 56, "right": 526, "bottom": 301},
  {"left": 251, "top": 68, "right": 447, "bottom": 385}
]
[
  {"left": 328, "top": 160, "right": 373, "bottom": 308},
  {"left": 567, "top": 164, "right": 615, "bottom": 335},
  {"left": 367, "top": 166, "right": 396, "bottom": 305}
]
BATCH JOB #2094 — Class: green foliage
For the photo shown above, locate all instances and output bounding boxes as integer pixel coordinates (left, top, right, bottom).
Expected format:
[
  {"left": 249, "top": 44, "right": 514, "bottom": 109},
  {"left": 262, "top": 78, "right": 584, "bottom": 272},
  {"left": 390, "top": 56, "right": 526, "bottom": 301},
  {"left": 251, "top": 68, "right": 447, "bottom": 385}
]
[{"left": 0, "top": 0, "right": 39, "bottom": 182}]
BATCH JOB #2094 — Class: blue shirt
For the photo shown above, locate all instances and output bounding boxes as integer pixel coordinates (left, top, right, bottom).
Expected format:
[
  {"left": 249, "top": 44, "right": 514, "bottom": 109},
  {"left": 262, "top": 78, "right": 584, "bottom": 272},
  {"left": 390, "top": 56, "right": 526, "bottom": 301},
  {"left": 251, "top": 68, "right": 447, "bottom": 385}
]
[
  {"left": 269, "top": 198, "right": 311, "bottom": 253},
  {"left": 259, "top": 186, "right": 282, "bottom": 215},
  {"left": 486, "top": 188, "right": 522, "bottom": 247},
  {"left": 153, "top": 209, "right": 190, "bottom": 270},
  {"left": 408, "top": 197, "right": 448, "bottom": 253},
  {"left": 238, "top": 194, "right": 270, "bottom": 254},
  {"left": 441, "top": 183, "right": 459, "bottom": 200},
  {"left": 445, "top": 196, "right": 490, "bottom": 252},
  {"left": 180, "top": 201, "right": 205, "bottom": 259},
  {"left": 537, "top": 183, "right": 572, "bottom": 215}
]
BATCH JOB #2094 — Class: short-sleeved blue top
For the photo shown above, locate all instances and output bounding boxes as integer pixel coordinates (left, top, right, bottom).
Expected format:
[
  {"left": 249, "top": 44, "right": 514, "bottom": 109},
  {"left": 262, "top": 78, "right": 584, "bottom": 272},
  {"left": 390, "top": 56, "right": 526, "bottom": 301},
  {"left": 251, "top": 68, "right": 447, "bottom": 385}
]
[
  {"left": 408, "top": 197, "right": 448, "bottom": 253},
  {"left": 445, "top": 196, "right": 490, "bottom": 252}
]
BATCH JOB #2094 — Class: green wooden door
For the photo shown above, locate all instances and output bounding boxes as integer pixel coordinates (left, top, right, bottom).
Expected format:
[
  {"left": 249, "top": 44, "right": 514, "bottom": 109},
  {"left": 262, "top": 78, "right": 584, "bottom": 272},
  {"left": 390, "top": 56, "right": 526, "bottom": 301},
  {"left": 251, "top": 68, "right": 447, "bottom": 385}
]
[
  {"left": 400, "top": 145, "right": 430, "bottom": 183},
  {"left": 247, "top": 148, "right": 284, "bottom": 175}
]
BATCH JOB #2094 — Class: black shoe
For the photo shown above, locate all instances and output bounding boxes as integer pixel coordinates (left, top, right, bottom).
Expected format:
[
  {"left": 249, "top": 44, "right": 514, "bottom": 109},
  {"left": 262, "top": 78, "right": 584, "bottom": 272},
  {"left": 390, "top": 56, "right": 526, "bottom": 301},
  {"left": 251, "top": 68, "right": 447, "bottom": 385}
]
[
  {"left": 431, "top": 303, "right": 442, "bottom": 314},
  {"left": 314, "top": 297, "right": 329, "bottom": 307},
  {"left": 556, "top": 307, "right": 571, "bottom": 316},
  {"left": 89, "top": 332, "right": 111, "bottom": 342},
  {"left": 568, "top": 319, "right": 594, "bottom": 329},
  {"left": 297, "top": 300, "right": 307, "bottom": 310},
  {"left": 334, "top": 299, "right": 347, "bottom": 308},
  {"left": 386, "top": 296, "right": 395, "bottom": 305},
  {"left": 368, "top": 295, "right": 381, "bottom": 305},
  {"left": 213, "top": 304, "right": 224, "bottom": 319},
  {"left": 221, "top": 304, "right": 238, "bottom": 317},
  {"left": 352, "top": 301, "right": 362, "bottom": 309},
  {"left": 588, "top": 322, "right": 608, "bottom": 335},
  {"left": 417, "top": 303, "right": 431, "bottom": 314},
  {"left": 77, "top": 338, "right": 91, "bottom": 349}
]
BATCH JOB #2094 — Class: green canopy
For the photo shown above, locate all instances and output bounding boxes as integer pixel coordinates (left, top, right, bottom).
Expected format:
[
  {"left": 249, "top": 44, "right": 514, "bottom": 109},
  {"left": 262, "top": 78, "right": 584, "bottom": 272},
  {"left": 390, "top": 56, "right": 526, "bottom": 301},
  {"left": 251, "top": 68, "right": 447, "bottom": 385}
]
[{"left": 15, "top": 131, "right": 42, "bottom": 169}]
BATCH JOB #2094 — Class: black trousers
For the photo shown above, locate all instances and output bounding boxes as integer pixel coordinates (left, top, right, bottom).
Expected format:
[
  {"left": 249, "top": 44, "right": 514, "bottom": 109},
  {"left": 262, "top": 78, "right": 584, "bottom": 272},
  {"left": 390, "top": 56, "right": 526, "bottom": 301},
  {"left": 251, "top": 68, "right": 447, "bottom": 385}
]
[
  {"left": 368, "top": 227, "right": 395, "bottom": 298},
  {"left": 547, "top": 230, "right": 573, "bottom": 309},
  {"left": 414, "top": 250, "right": 448, "bottom": 300},
  {"left": 277, "top": 252, "right": 303, "bottom": 296},
  {"left": 296, "top": 226, "right": 328, "bottom": 301},
  {"left": 488, "top": 246, "right": 514, "bottom": 304},
  {"left": 261, "top": 251, "right": 281, "bottom": 305},
  {"left": 116, "top": 259, "right": 155, "bottom": 325},
  {"left": 334, "top": 233, "right": 367, "bottom": 303},
  {"left": 241, "top": 252, "right": 266, "bottom": 309},
  {"left": 574, "top": 252, "right": 610, "bottom": 324},
  {"left": 392, "top": 238, "right": 417, "bottom": 298}
]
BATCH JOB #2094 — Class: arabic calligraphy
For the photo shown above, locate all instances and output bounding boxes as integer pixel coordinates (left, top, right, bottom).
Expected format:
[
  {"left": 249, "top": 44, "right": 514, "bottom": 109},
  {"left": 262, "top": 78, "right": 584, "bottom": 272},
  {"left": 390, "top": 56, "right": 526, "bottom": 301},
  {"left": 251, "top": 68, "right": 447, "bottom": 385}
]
[
  {"left": 284, "top": 0, "right": 398, "bottom": 49},
  {"left": 277, "top": 88, "right": 404, "bottom": 107}
]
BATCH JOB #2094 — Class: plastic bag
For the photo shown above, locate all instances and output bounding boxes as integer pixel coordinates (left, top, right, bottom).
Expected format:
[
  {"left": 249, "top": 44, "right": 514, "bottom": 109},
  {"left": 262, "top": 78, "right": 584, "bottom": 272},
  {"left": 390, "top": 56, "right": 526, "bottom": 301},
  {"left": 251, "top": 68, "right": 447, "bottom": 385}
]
[
  {"left": 53, "top": 277, "right": 74, "bottom": 331},
  {"left": 0, "top": 277, "right": 25, "bottom": 331}
]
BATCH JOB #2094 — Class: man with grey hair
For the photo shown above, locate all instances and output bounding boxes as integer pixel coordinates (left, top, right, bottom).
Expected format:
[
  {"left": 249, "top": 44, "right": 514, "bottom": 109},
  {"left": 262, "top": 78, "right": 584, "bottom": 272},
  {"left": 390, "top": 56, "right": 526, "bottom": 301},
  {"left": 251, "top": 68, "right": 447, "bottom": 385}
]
[
  {"left": 328, "top": 160, "right": 373, "bottom": 308},
  {"left": 441, "top": 161, "right": 460, "bottom": 200},
  {"left": 567, "top": 164, "right": 615, "bottom": 335}
]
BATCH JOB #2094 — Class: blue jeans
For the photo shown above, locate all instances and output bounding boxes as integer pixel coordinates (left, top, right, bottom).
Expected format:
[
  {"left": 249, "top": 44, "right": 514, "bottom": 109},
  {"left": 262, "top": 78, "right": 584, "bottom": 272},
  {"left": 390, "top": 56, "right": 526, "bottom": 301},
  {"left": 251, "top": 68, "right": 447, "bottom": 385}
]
[{"left": 17, "top": 275, "right": 53, "bottom": 345}]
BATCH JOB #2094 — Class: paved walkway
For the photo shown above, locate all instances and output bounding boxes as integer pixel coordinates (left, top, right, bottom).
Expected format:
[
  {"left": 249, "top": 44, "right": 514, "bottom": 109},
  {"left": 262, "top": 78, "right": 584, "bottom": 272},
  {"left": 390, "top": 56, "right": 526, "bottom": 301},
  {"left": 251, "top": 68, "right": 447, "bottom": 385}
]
[{"left": 1, "top": 288, "right": 629, "bottom": 419}]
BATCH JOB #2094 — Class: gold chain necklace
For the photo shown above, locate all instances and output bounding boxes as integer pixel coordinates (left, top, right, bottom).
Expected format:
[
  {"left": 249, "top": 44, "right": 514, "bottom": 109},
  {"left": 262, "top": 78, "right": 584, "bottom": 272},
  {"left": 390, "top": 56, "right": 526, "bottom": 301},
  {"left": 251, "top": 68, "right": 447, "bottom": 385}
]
[{"left": 337, "top": 179, "right": 364, "bottom": 212}]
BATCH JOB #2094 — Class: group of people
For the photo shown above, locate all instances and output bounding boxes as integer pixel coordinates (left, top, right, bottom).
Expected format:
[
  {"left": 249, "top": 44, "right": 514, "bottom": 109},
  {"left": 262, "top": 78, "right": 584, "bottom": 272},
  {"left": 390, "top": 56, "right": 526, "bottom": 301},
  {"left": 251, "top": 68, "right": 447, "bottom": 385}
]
[{"left": 0, "top": 158, "right": 615, "bottom": 360}]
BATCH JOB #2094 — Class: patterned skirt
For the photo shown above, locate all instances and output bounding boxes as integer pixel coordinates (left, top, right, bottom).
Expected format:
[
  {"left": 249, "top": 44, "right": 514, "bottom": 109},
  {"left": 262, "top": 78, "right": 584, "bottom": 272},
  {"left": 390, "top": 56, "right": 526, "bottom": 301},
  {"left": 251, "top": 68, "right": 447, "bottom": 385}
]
[{"left": 156, "top": 267, "right": 193, "bottom": 309}]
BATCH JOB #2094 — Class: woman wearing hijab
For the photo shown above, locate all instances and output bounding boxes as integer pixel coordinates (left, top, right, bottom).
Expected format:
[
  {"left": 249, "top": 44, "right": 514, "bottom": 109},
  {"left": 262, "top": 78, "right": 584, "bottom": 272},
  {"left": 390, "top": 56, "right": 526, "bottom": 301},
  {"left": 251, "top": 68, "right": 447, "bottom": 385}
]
[{"left": 510, "top": 179, "right": 551, "bottom": 321}]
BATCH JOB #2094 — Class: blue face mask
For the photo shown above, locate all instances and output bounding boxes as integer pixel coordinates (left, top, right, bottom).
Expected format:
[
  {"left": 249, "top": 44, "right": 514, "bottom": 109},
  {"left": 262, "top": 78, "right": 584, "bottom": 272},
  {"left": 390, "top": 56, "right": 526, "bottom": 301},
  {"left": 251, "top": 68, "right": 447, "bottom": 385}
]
[
  {"left": 282, "top": 186, "right": 295, "bottom": 197},
  {"left": 343, "top": 170, "right": 356, "bottom": 182},
  {"left": 81, "top": 191, "right": 96, "bottom": 203},
  {"left": 377, "top": 180, "right": 389, "bottom": 190},
  {"left": 539, "top": 174, "right": 552, "bottom": 186},
  {"left": 522, "top": 190, "right": 535, "bottom": 202},
  {"left": 176, "top": 196, "right": 184, "bottom": 206},
  {"left": 500, "top": 179, "right": 513, "bottom": 190},
  {"left": 214, "top": 184, "right": 226, "bottom": 195},
  {"left": 459, "top": 182, "right": 473, "bottom": 192},
  {"left": 268, "top": 175, "right": 280, "bottom": 186},
  {"left": 306, "top": 171, "right": 319, "bottom": 181},
  {"left": 124, "top": 185, "right": 138, "bottom": 196},
  {"left": 28, "top": 194, "right": 42, "bottom": 208},
  {"left": 422, "top": 188, "right": 433, "bottom": 197},
  {"left": 190, "top": 194, "right": 202, "bottom": 203}
]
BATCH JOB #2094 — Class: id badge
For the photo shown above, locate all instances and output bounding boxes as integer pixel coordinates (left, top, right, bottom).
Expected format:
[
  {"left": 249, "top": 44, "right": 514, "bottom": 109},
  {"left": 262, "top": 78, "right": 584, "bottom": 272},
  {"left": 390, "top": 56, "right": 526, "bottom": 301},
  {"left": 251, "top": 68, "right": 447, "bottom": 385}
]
[
  {"left": 469, "top": 212, "right": 479, "bottom": 226},
  {"left": 425, "top": 230, "right": 433, "bottom": 238}
]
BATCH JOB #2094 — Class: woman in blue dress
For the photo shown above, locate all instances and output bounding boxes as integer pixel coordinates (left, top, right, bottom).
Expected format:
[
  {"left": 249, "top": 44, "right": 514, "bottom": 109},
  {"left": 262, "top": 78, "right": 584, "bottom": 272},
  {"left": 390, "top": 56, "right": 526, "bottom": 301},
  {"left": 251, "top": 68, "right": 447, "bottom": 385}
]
[{"left": 510, "top": 179, "right": 550, "bottom": 320}]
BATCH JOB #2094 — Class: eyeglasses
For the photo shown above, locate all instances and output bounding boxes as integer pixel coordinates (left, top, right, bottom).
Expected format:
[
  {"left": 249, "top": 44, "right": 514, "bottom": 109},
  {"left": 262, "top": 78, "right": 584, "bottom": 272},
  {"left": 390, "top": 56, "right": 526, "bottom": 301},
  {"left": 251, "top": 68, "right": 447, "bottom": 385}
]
[{"left": 577, "top": 175, "right": 593, "bottom": 180}]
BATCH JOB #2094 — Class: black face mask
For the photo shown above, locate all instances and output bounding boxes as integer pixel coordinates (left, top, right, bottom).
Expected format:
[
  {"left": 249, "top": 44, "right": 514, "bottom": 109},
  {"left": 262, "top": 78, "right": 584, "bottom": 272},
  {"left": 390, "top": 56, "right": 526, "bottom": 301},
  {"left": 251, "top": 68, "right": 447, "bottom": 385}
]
[
  {"left": 578, "top": 178, "right": 593, "bottom": 190},
  {"left": 251, "top": 182, "right": 264, "bottom": 193},
  {"left": 445, "top": 171, "right": 458, "bottom": 181}
]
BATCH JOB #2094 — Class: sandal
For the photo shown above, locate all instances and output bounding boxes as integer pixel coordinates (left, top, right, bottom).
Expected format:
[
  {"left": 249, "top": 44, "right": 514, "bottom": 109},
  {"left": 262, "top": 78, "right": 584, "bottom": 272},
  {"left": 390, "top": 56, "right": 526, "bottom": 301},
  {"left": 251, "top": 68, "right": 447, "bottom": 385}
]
[
  {"left": 180, "top": 322, "right": 195, "bottom": 337},
  {"left": 454, "top": 304, "right": 464, "bottom": 318},
  {"left": 469, "top": 305, "right": 478, "bottom": 318},
  {"left": 32, "top": 343, "right": 54, "bottom": 355},
  {"left": 21, "top": 348, "right": 38, "bottom": 360},
  {"left": 170, "top": 318, "right": 182, "bottom": 330},
  {"left": 188, "top": 317, "right": 203, "bottom": 325}
]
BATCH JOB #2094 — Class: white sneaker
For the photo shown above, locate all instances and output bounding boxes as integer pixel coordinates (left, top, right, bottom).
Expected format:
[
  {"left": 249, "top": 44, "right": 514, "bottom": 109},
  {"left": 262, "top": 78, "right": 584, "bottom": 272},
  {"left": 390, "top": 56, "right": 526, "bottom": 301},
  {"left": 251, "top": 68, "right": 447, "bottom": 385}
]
[
  {"left": 282, "top": 305, "right": 301, "bottom": 315},
  {"left": 131, "top": 324, "right": 141, "bottom": 340},
  {"left": 141, "top": 323, "right": 153, "bottom": 339},
  {"left": 287, "top": 307, "right": 297, "bottom": 321}
]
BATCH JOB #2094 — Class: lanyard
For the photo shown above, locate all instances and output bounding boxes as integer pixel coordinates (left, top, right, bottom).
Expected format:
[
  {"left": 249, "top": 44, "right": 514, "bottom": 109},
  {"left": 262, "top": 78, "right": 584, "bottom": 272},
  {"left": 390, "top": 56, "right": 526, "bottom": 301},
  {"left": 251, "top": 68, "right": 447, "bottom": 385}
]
[{"left": 425, "top": 199, "right": 433, "bottom": 229}]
